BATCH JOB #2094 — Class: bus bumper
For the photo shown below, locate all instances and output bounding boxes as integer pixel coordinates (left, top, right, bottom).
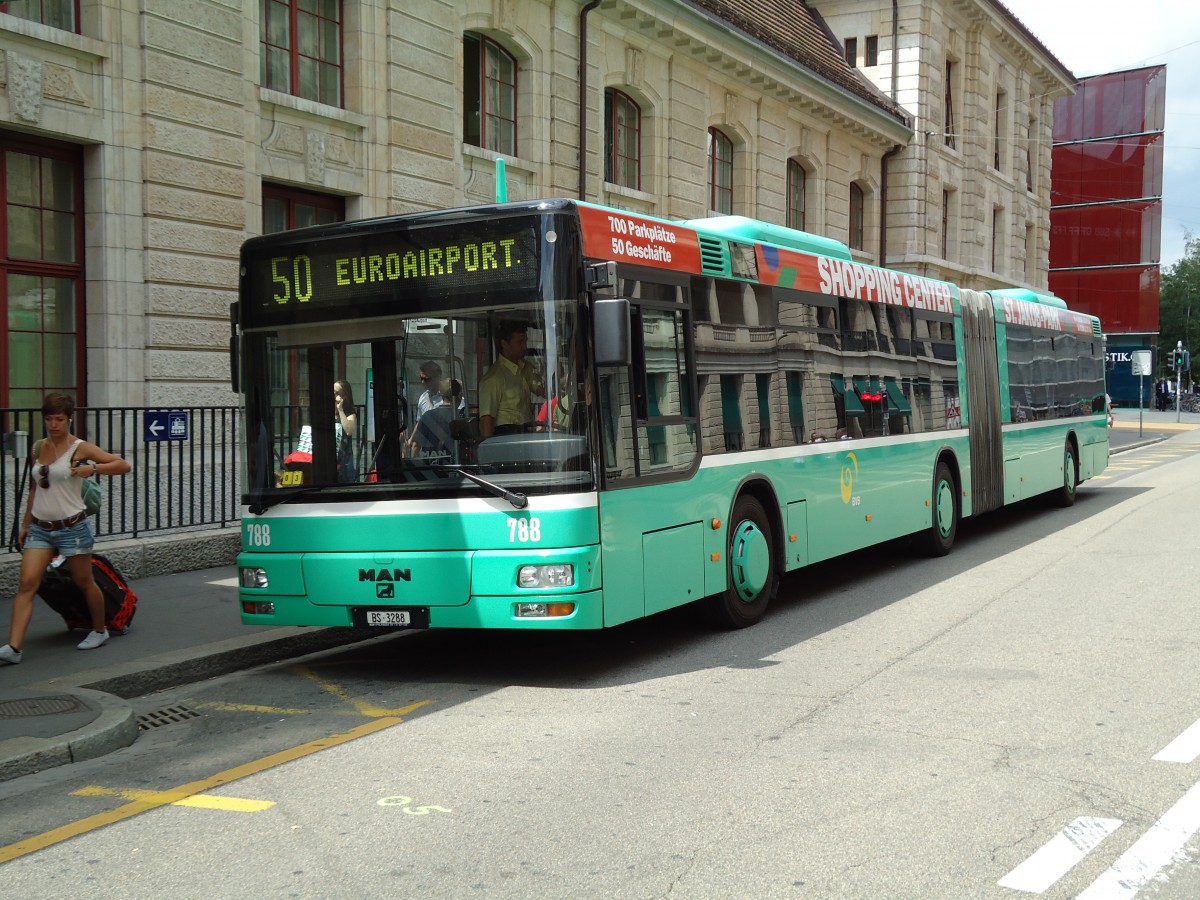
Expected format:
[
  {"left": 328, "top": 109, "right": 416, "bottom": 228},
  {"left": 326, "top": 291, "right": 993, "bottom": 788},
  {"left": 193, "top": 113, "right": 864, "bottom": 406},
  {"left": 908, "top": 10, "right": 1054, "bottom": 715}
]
[{"left": 239, "top": 588, "right": 605, "bottom": 630}]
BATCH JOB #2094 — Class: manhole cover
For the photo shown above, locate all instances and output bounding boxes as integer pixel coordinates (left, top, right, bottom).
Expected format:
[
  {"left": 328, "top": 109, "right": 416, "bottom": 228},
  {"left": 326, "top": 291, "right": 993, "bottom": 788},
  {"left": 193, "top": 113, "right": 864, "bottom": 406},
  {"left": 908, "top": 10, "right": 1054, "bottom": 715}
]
[{"left": 0, "top": 695, "right": 88, "bottom": 718}]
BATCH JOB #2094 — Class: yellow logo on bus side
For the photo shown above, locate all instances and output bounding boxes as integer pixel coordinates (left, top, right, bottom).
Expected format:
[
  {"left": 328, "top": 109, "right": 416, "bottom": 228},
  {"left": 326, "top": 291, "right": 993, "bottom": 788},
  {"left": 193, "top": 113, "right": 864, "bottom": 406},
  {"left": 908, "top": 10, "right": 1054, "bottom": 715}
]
[{"left": 840, "top": 452, "right": 859, "bottom": 504}]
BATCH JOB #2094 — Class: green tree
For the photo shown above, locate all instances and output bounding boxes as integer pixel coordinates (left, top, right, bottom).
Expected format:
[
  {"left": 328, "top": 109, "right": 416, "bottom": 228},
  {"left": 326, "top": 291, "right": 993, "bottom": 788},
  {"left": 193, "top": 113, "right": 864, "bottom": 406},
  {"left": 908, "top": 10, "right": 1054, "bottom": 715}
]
[{"left": 1159, "top": 232, "right": 1200, "bottom": 383}]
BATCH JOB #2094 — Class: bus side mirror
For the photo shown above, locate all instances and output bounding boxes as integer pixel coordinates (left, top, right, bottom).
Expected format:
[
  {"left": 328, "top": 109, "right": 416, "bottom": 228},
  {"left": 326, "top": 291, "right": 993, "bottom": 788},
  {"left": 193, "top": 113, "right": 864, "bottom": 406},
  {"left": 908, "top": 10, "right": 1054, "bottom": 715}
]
[{"left": 593, "top": 298, "right": 631, "bottom": 367}]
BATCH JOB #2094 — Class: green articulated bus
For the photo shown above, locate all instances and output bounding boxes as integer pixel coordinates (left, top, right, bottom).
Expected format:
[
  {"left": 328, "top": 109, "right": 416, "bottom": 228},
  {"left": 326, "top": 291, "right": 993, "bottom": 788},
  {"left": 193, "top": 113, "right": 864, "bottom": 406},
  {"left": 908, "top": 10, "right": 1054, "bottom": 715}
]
[{"left": 233, "top": 198, "right": 1108, "bottom": 631}]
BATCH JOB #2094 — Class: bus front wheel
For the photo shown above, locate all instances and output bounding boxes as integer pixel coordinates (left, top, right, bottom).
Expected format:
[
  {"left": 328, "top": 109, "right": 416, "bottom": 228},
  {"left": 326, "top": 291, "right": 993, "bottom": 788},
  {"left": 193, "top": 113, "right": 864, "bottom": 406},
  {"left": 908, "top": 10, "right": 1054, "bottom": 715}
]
[
  {"left": 917, "top": 460, "right": 958, "bottom": 557},
  {"left": 706, "top": 495, "right": 777, "bottom": 628}
]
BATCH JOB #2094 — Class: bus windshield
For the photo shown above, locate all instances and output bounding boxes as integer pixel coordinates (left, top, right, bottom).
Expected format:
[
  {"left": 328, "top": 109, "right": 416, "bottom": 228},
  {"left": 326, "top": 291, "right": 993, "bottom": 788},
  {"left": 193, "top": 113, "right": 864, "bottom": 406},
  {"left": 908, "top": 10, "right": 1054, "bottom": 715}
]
[{"left": 240, "top": 298, "right": 592, "bottom": 508}]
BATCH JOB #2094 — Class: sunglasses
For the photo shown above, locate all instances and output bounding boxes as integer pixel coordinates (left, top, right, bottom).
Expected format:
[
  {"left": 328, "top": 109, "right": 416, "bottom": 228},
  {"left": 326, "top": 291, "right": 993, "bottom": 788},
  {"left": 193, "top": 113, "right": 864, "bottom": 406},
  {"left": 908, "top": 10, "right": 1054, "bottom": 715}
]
[{"left": 38, "top": 465, "right": 49, "bottom": 489}]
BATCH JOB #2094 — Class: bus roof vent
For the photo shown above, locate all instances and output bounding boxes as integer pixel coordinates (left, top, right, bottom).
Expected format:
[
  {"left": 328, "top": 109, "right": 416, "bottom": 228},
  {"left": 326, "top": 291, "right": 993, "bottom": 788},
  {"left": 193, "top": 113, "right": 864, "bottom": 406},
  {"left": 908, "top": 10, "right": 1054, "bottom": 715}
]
[
  {"left": 697, "top": 235, "right": 729, "bottom": 275},
  {"left": 684, "top": 215, "right": 853, "bottom": 261},
  {"left": 1093, "top": 319, "right": 1103, "bottom": 336}
]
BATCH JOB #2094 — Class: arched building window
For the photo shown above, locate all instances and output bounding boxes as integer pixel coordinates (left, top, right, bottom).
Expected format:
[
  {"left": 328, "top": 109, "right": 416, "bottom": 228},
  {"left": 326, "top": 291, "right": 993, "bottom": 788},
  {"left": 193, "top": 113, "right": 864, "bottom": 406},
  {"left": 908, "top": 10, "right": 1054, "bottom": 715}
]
[
  {"left": 708, "top": 128, "right": 733, "bottom": 214},
  {"left": 849, "top": 182, "right": 865, "bottom": 250},
  {"left": 787, "top": 160, "right": 807, "bottom": 230},
  {"left": 463, "top": 32, "right": 517, "bottom": 156},
  {"left": 262, "top": 0, "right": 344, "bottom": 107},
  {"left": 944, "top": 59, "right": 957, "bottom": 149},
  {"left": 605, "top": 89, "right": 641, "bottom": 190},
  {"left": 1, "top": 133, "right": 85, "bottom": 407}
]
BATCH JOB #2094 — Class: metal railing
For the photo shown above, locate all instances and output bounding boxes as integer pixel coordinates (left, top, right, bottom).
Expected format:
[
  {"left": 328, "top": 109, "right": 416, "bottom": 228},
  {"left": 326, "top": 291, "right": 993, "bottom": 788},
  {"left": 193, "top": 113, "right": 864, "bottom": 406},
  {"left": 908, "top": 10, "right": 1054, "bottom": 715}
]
[{"left": 2, "top": 406, "right": 242, "bottom": 553}]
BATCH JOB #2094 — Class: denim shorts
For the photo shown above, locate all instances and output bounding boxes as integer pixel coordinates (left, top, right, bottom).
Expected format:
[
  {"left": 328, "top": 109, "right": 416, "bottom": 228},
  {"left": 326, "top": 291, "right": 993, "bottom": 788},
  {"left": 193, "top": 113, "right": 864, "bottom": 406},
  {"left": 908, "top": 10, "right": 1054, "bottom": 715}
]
[{"left": 23, "top": 520, "right": 95, "bottom": 555}]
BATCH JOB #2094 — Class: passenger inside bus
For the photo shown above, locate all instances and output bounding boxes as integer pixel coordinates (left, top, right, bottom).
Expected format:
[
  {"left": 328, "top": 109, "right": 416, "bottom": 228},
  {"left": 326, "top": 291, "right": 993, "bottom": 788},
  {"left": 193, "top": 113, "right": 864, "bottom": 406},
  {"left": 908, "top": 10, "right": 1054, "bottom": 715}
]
[
  {"left": 410, "top": 379, "right": 464, "bottom": 457},
  {"left": 478, "top": 319, "right": 544, "bottom": 437},
  {"left": 407, "top": 362, "right": 465, "bottom": 456}
]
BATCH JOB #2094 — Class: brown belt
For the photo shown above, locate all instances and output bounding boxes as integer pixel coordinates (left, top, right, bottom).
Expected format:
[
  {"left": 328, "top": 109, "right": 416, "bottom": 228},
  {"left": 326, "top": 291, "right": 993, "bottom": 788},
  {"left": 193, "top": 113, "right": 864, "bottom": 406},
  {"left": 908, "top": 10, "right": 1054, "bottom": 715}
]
[{"left": 34, "top": 511, "right": 88, "bottom": 531}]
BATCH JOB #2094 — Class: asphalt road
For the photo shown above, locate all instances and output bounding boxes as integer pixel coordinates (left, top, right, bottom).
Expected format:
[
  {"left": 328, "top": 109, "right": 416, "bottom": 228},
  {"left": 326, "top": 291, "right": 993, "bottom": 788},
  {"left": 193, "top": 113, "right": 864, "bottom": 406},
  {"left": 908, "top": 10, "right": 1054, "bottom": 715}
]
[{"left": 2, "top": 416, "right": 1199, "bottom": 897}]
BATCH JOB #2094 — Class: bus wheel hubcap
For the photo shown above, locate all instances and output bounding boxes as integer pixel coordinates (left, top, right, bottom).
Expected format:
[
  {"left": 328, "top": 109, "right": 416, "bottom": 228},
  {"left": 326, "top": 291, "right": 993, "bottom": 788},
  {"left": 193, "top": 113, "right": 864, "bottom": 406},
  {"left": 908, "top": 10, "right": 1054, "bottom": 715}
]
[
  {"left": 731, "top": 521, "right": 769, "bottom": 602},
  {"left": 935, "top": 480, "right": 954, "bottom": 537}
]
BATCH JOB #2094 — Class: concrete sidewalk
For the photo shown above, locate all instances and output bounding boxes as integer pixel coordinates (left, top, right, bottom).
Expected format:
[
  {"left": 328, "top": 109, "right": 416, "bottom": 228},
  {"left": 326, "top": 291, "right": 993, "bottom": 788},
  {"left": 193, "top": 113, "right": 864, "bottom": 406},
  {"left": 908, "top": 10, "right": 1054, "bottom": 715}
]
[
  {"left": 0, "top": 564, "right": 372, "bottom": 781},
  {"left": 1, "top": 409, "right": 1195, "bottom": 782}
]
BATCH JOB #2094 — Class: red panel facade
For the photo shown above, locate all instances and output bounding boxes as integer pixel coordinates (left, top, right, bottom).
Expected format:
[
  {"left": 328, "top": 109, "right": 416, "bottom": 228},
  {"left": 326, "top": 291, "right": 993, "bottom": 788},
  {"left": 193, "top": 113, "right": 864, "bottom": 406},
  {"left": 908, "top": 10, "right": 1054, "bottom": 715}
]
[
  {"left": 1051, "top": 66, "right": 1165, "bottom": 342},
  {"left": 1049, "top": 202, "right": 1161, "bottom": 269},
  {"left": 1049, "top": 266, "right": 1160, "bottom": 334},
  {"left": 1052, "top": 134, "right": 1163, "bottom": 206},
  {"left": 1052, "top": 67, "right": 1166, "bottom": 143}
]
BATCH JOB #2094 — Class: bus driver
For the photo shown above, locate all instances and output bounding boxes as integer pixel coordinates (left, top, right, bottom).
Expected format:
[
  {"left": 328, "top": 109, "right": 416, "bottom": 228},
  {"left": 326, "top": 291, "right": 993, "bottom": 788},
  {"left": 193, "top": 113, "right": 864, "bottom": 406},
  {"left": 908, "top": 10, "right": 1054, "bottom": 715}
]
[{"left": 479, "top": 320, "right": 543, "bottom": 437}]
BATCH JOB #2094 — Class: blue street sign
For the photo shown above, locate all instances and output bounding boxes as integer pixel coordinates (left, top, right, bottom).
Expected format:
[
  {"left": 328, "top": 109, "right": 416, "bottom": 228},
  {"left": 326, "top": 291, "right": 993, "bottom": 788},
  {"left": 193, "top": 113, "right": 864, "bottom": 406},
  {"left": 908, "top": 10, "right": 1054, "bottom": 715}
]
[{"left": 144, "top": 410, "right": 189, "bottom": 442}]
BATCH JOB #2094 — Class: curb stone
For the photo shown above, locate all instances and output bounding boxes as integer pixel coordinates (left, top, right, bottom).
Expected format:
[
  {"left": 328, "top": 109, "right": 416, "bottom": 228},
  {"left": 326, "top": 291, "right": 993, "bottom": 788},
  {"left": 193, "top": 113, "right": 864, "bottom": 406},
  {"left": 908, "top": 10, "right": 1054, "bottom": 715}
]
[{"left": 0, "top": 687, "right": 136, "bottom": 782}]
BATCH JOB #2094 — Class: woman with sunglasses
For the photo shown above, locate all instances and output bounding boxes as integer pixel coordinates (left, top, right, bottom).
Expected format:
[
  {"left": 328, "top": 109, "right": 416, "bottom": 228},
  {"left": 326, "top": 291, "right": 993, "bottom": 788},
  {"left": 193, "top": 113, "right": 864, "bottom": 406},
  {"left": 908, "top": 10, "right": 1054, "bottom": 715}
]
[{"left": 0, "top": 393, "right": 131, "bottom": 666}]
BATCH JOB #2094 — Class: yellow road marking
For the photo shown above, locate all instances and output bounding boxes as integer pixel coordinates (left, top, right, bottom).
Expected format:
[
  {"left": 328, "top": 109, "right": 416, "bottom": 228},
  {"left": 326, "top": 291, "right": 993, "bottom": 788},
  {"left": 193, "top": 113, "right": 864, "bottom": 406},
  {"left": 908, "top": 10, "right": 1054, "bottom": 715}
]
[
  {"left": 1113, "top": 421, "right": 1200, "bottom": 432},
  {"left": 199, "top": 702, "right": 310, "bottom": 715},
  {"left": 72, "top": 785, "right": 274, "bottom": 813},
  {"left": 0, "top": 712, "right": 425, "bottom": 865},
  {"left": 290, "top": 665, "right": 431, "bottom": 719}
]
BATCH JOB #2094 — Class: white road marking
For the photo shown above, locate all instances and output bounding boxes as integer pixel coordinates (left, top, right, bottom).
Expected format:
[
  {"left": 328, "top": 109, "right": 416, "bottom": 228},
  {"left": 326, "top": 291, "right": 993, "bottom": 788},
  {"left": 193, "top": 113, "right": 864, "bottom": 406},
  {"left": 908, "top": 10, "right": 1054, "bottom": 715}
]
[
  {"left": 998, "top": 817, "right": 1123, "bottom": 893},
  {"left": 1153, "top": 719, "right": 1200, "bottom": 763},
  {"left": 1076, "top": 780, "right": 1200, "bottom": 899}
]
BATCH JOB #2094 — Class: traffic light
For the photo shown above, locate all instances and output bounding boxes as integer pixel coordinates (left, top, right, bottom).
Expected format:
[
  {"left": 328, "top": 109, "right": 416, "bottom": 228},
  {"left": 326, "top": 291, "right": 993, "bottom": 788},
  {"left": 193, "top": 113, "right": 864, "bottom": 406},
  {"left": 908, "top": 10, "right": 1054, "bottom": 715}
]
[{"left": 1173, "top": 348, "right": 1189, "bottom": 370}]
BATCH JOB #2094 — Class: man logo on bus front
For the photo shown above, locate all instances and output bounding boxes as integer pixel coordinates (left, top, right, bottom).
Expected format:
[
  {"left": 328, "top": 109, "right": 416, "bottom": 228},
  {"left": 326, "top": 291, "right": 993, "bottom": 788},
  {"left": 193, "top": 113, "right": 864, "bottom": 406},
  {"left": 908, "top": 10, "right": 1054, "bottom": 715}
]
[{"left": 377, "top": 583, "right": 395, "bottom": 599}]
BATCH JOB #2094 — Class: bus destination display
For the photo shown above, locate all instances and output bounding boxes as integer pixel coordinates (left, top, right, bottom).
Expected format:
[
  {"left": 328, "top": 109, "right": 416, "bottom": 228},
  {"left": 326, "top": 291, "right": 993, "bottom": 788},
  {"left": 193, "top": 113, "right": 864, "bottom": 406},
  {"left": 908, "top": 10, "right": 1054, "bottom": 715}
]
[{"left": 242, "top": 221, "right": 541, "bottom": 325}]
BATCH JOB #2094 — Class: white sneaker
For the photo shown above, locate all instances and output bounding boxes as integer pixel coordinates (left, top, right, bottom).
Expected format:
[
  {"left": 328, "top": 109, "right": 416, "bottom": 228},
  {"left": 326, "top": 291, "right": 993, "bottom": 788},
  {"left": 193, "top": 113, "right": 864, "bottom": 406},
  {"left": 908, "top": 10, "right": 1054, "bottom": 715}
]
[
  {"left": 0, "top": 644, "right": 22, "bottom": 665},
  {"left": 77, "top": 630, "right": 109, "bottom": 650}
]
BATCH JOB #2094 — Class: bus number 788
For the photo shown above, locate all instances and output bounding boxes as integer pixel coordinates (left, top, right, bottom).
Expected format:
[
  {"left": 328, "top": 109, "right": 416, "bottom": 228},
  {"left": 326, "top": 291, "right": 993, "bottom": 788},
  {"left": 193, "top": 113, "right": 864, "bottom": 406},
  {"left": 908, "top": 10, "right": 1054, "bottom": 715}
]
[{"left": 508, "top": 517, "right": 541, "bottom": 543}]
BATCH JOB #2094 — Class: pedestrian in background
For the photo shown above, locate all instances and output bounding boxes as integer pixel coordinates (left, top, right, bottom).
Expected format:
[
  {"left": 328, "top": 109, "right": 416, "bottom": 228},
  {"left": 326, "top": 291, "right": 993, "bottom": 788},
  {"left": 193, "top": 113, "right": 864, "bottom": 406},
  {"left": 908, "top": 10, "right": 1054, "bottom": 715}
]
[
  {"left": 333, "top": 379, "right": 358, "bottom": 482},
  {"left": 0, "top": 393, "right": 131, "bottom": 666}
]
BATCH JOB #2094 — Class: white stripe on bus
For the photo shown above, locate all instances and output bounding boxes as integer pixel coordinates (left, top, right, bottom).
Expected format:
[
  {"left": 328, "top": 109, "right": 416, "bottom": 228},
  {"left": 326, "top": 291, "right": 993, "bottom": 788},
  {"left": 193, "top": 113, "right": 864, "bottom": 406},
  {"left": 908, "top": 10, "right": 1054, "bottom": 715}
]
[
  {"left": 697, "top": 429, "right": 968, "bottom": 469},
  {"left": 255, "top": 493, "right": 599, "bottom": 516}
]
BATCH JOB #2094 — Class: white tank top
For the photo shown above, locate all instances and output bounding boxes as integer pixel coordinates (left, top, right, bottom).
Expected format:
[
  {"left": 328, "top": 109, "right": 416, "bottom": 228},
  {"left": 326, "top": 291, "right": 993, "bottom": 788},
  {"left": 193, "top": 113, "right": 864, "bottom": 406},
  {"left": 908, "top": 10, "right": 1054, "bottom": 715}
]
[{"left": 32, "top": 439, "right": 85, "bottom": 521}]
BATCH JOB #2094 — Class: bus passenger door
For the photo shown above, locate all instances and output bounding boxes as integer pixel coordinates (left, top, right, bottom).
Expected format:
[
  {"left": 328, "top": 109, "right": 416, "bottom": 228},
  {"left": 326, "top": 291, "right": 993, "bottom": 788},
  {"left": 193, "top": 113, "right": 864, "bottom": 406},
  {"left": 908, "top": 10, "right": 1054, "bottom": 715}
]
[{"left": 595, "top": 289, "right": 702, "bottom": 626}]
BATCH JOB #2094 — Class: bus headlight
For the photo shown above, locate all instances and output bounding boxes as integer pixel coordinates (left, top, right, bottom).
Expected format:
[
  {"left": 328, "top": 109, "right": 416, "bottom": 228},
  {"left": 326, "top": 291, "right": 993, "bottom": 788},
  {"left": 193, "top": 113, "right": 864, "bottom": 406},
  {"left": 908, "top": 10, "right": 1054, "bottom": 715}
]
[
  {"left": 240, "top": 567, "right": 269, "bottom": 589},
  {"left": 517, "top": 564, "right": 574, "bottom": 588}
]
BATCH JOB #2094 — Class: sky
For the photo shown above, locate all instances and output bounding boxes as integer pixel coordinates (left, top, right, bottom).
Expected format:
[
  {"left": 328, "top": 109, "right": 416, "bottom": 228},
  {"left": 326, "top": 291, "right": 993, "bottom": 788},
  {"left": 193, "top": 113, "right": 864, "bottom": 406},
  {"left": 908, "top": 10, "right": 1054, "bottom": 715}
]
[{"left": 999, "top": 0, "right": 1200, "bottom": 270}]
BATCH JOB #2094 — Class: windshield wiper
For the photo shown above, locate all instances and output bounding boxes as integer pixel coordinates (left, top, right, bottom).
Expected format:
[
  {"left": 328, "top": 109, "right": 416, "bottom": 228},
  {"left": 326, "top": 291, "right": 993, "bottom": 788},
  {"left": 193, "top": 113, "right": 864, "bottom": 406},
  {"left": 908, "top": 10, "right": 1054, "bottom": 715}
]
[
  {"left": 434, "top": 465, "right": 528, "bottom": 509},
  {"left": 248, "top": 485, "right": 331, "bottom": 515}
]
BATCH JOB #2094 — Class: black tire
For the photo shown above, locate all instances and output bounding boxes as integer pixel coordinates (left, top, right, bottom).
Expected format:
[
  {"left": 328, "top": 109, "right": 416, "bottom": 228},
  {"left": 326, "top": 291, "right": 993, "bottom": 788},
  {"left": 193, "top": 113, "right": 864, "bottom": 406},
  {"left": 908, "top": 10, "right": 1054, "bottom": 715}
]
[
  {"left": 705, "top": 495, "right": 777, "bottom": 628},
  {"left": 917, "top": 459, "right": 958, "bottom": 557},
  {"left": 1052, "top": 441, "right": 1078, "bottom": 508}
]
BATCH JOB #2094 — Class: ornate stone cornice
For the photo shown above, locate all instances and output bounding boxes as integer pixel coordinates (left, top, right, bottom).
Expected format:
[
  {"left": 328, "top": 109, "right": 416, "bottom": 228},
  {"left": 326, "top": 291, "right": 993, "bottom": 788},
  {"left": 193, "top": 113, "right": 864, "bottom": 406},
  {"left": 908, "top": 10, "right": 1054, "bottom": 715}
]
[{"left": 599, "top": 0, "right": 912, "bottom": 149}]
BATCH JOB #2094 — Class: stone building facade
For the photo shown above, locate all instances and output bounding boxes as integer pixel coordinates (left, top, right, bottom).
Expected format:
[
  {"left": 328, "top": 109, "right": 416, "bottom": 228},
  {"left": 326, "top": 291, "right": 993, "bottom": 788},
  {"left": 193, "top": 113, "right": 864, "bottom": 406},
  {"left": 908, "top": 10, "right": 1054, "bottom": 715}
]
[
  {"left": 0, "top": 0, "right": 1066, "bottom": 410},
  {"left": 811, "top": 0, "right": 1074, "bottom": 289}
]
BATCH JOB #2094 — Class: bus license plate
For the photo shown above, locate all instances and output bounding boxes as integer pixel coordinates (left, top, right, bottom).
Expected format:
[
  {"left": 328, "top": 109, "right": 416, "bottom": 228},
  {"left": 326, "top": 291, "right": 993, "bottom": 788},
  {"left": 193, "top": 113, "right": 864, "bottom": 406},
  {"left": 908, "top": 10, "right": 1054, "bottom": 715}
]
[{"left": 365, "top": 610, "right": 410, "bottom": 627}]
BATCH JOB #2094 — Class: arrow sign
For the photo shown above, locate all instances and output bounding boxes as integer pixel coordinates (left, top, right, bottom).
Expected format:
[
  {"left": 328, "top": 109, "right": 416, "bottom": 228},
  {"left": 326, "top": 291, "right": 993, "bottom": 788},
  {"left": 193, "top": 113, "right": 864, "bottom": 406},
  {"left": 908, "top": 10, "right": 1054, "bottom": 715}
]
[{"left": 144, "top": 411, "right": 189, "bottom": 442}]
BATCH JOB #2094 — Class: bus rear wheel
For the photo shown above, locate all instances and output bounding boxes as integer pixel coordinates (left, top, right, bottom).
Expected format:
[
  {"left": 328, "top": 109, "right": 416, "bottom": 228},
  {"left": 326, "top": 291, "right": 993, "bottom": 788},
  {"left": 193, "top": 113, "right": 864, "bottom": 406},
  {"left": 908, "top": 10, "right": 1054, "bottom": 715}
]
[
  {"left": 917, "top": 460, "right": 958, "bottom": 557},
  {"left": 706, "top": 495, "right": 777, "bottom": 629},
  {"left": 1052, "top": 441, "right": 1078, "bottom": 508}
]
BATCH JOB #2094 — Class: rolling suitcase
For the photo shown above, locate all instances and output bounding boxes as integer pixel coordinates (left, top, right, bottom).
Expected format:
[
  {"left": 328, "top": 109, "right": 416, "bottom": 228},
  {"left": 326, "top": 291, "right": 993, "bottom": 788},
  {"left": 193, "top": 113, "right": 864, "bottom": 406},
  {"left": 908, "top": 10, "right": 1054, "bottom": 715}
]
[{"left": 38, "top": 553, "right": 138, "bottom": 635}]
